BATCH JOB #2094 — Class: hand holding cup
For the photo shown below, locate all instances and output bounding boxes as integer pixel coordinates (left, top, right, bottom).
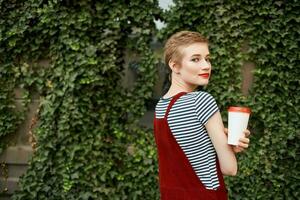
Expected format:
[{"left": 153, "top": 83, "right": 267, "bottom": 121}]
[{"left": 224, "top": 128, "right": 250, "bottom": 153}]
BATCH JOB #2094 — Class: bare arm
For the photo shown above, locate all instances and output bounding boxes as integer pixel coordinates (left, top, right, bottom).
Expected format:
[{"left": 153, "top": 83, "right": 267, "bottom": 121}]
[{"left": 205, "top": 111, "right": 237, "bottom": 176}]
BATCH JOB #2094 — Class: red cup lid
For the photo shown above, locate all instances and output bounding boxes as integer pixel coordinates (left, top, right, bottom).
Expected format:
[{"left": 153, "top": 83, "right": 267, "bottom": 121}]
[{"left": 228, "top": 106, "right": 251, "bottom": 114}]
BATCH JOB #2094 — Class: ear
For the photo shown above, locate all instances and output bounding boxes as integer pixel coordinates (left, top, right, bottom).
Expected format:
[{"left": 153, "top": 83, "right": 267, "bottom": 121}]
[{"left": 168, "top": 60, "right": 180, "bottom": 74}]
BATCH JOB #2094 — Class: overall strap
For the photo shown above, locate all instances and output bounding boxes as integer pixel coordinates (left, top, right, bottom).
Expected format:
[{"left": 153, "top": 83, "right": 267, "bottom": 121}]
[{"left": 164, "top": 92, "right": 187, "bottom": 119}]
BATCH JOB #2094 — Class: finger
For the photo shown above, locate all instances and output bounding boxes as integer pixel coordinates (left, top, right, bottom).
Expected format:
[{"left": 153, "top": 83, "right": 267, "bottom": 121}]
[
  {"left": 238, "top": 142, "right": 249, "bottom": 149},
  {"left": 239, "top": 137, "right": 250, "bottom": 144},
  {"left": 233, "top": 146, "right": 244, "bottom": 153},
  {"left": 243, "top": 129, "right": 251, "bottom": 137},
  {"left": 224, "top": 128, "right": 228, "bottom": 135}
]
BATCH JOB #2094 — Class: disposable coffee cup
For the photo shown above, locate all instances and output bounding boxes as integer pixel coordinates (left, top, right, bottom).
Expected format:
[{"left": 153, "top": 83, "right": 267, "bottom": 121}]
[{"left": 227, "top": 106, "right": 251, "bottom": 145}]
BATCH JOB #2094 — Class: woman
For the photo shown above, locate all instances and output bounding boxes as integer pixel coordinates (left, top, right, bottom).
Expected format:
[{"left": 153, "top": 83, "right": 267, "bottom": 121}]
[{"left": 153, "top": 31, "right": 250, "bottom": 200}]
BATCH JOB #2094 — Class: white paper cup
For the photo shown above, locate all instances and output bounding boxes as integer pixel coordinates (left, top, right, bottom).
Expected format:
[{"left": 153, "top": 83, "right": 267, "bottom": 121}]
[{"left": 227, "top": 106, "right": 251, "bottom": 145}]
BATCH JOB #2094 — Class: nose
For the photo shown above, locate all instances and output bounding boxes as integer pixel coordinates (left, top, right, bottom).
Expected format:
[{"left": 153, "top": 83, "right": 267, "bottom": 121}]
[{"left": 200, "top": 59, "right": 211, "bottom": 70}]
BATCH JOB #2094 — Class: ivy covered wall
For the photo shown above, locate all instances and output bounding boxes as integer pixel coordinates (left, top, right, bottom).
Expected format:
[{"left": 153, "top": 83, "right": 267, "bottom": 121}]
[
  {"left": 1, "top": 0, "right": 161, "bottom": 199},
  {"left": 0, "top": 0, "right": 299, "bottom": 199},
  {"left": 160, "top": 0, "right": 299, "bottom": 199}
]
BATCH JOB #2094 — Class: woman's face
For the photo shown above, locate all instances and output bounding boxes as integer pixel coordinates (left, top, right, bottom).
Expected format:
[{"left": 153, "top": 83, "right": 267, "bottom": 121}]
[{"left": 176, "top": 42, "right": 211, "bottom": 87}]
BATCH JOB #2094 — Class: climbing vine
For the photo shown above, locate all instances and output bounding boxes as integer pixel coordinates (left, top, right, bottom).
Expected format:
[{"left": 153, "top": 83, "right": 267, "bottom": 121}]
[
  {"left": 1, "top": 0, "right": 162, "bottom": 199},
  {"left": 1, "top": 0, "right": 299, "bottom": 199},
  {"left": 160, "top": 0, "right": 299, "bottom": 199}
]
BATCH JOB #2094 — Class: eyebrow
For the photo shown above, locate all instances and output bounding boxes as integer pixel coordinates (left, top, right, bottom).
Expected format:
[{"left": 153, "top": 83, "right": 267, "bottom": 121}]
[{"left": 191, "top": 54, "right": 210, "bottom": 57}]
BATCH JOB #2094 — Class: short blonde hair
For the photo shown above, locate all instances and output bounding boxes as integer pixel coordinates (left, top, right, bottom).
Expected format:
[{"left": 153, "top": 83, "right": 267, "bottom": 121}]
[{"left": 164, "top": 31, "right": 208, "bottom": 66}]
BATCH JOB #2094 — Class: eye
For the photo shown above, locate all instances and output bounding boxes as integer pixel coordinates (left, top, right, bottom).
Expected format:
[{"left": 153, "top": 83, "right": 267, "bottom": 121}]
[
  {"left": 205, "top": 57, "right": 211, "bottom": 62},
  {"left": 191, "top": 58, "right": 200, "bottom": 62}
]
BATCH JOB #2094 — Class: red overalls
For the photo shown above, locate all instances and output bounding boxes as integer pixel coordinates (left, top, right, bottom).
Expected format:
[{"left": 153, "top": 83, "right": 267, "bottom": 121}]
[{"left": 153, "top": 92, "right": 228, "bottom": 200}]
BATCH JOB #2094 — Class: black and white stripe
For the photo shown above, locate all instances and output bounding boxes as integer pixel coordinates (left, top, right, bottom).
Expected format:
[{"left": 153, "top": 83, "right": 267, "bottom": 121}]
[{"left": 155, "top": 91, "right": 219, "bottom": 190}]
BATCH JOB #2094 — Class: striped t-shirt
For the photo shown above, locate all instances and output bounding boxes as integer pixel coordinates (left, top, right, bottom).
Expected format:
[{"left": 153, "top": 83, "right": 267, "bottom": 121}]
[{"left": 155, "top": 91, "right": 220, "bottom": 190}]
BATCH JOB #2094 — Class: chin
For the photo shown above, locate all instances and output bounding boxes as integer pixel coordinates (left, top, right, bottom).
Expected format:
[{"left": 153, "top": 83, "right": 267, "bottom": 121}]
[{"left": 198, "top": 81, "right": 209, "bottom": 86}]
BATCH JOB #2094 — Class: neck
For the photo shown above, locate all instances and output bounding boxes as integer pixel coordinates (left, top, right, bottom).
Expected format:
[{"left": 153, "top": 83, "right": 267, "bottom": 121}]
[{"left": 164, "top": 74, "right": 197, "bottom": 98}]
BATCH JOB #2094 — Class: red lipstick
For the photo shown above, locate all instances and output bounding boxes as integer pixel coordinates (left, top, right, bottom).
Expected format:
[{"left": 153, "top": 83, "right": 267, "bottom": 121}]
[{"left": 198, "top": 73, "right": 210, "bottom": 78}]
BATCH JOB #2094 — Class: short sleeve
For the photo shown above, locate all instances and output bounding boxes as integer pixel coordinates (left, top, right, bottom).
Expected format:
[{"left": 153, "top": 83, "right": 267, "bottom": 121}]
[{"left": 194, "top": 91, "right": 219, "bottom": 125}]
